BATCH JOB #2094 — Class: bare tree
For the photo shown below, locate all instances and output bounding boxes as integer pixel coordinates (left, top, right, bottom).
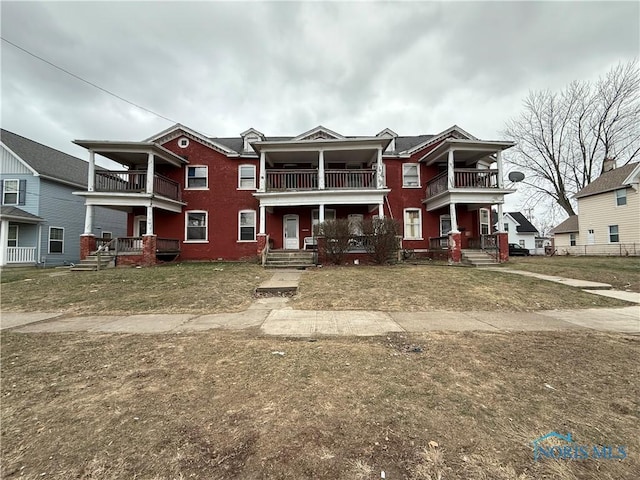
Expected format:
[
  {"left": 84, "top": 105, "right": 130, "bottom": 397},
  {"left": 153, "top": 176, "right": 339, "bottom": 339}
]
[{"left": 504, "top": 60, "right": 640, "bottom": 217}]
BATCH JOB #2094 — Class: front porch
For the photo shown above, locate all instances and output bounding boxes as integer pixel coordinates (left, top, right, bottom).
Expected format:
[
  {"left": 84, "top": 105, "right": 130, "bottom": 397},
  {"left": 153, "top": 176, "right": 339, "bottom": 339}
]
[
  {"left": 0, "top": 207, "right": 44, "bottom": 267},
  {"left": 79, "top": 235, "right": 181, "bottom": 269}
]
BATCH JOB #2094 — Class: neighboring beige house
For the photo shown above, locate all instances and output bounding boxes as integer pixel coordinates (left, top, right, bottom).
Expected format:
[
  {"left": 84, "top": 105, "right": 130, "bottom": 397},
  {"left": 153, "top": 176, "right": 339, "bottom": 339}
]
[{"left": 552, "top": 162, "right": 640, "bottom": 256}]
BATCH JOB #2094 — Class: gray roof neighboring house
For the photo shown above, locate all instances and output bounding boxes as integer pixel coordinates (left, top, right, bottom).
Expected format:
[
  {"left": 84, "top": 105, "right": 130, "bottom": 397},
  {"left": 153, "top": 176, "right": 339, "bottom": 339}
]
[
  {"left": 575, "top": 162, "right": 639, "bottom": 199},
  {"left": 1, "top": 129, "right": 89, "bottom": 187},
  {"left": 0, "top": 206, "right": 44, "bottom": 223},
  {"left": 507, "top": 211, "right": 539, "bottom": 234},
  {"left": 551, "top": 215, "right": 579, "bottom": 234}
]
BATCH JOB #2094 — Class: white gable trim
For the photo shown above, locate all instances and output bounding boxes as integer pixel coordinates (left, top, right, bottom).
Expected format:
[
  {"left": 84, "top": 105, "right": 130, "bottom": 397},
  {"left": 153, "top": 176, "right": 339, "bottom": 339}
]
[
  {"left": 145, "top": 124, "right": 237, "bottom": 156},
  {"left": 403, "top": 125, "right": 477, "bottom": 155},
  {"left": 376, "top": 128, "right": 398, "bottom": 138},
  {"left": 240, "top": 127, "right": 265, "bottom": 139},
  {"left": 622, "top": 162, "right": 640, "bottom": 189},
  {"left": 0, "top": 141, "right": 40, "bottom": 176},
  {"left": 293, "top": 125, "right": 345, "bottom": 141}
]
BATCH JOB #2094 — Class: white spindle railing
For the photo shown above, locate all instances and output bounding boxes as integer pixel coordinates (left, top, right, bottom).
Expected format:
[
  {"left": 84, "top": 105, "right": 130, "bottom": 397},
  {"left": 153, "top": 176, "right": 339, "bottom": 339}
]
[{"left": 6, "top": 247, "right": 37, "bottom": 263}]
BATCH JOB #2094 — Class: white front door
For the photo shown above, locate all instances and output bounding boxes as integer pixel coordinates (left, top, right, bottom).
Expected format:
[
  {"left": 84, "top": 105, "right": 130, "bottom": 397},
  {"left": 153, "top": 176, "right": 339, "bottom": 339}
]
[
  {"left": 440, "top": 214, "right": 451, "bottom": 248},
  {"left": 134, "top": 216, "right": 147, "bottom": 236},
  {"left": 587, "top": 229, "right": 595, "bottom": 245},
  {"left": 283, "top": 215, "right": 299, "bottom": 250}
]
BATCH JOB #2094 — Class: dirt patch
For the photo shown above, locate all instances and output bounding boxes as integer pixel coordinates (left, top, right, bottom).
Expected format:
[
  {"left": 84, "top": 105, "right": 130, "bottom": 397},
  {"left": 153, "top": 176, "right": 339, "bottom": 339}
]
[{"left": 2, "top": 330, "right": 638, "bottom": 479}]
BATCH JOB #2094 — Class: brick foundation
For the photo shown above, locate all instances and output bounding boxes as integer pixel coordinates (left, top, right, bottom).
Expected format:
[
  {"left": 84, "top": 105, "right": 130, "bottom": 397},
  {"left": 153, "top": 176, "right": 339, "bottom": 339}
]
[
  {"left": 142, "top": 235, "right": 158, "bottom": 266},
  {"left": 80, "top": 234, "right": 96, "bottom": 260}
]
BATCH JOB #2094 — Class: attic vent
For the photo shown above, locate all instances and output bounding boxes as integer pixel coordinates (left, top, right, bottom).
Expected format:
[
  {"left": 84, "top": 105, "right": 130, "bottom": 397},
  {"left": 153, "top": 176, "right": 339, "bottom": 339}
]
[{"left": 178, "top": 137, "right": 189, "bottom": 148}]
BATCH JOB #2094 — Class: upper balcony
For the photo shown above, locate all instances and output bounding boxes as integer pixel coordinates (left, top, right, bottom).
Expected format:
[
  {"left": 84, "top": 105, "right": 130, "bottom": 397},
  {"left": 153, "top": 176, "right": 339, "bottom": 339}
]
[
  {"left": 265, "top": 168, "right": 377, "bottom": 192},
  {"left": 426, "top": 169, "right": 499, "bottom": 197},
  {"left": 95, "top": 170, "right": 181, "bottom": 201}
]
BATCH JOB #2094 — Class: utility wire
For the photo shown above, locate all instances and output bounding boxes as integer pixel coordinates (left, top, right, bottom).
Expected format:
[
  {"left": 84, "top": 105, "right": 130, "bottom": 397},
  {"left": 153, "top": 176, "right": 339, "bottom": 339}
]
[{"left": 1, "top": 36, "right": 179, "bottom": 124}]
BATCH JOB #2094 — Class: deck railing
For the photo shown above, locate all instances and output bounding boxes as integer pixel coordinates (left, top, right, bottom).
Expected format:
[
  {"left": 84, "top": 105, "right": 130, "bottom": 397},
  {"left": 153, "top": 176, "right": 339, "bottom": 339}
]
[
  {"left": 426, "top": 169, "right": 500, "bottom": 197},
  {"left": 156, "top": 238, "right": 180, "bottom": 253},
  {"left": 6, "top": 247, "right": 37, "bottom": 263},
  {"left": 265, "top": 169, "right": 376, "bottom": 192},
  {"left": 94, "top": 171, "right": 181, "bottom": 201},
  {"left": 116, "top": 237, "right": 144, "bottom": 253},
  {"left": 429, "top": 236, "right": 449, "bottom": 250}
]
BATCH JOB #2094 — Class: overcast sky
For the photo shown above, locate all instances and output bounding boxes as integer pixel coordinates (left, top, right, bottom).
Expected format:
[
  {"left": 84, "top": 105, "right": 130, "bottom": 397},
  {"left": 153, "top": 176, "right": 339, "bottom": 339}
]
[{"left": 1, "top": 1, "right": 638, "bottom": 212}]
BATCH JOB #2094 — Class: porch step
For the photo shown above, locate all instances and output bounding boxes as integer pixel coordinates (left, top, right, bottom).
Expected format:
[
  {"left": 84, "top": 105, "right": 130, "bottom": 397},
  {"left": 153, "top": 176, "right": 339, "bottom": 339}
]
[
  {"left": 264, "top": 250, "right": 315, "bottom": 269},
  {"left": 461, "top": 249, "right": 498, "bottom": 267},
  {"left": 70, "top": 254, "right": 115, "bottom": 272}
]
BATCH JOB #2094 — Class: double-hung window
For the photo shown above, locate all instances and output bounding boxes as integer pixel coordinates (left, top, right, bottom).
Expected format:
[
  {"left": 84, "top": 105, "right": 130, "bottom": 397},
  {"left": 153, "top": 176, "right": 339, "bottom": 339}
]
[
  {"left": 49, "top": 227, "right": 64, "bottom": 254},
  {"left": 615, "top": 189, "right": 627, "bottom": 206},
  {"left": 186, "top": 211, "right": 208, "bottom": 241},
  {"left": 3, "top": 179, "right": 19, "bottom": 205},
  {"left": 238, "top": 210, "right": 256, "bottom": 241},
  {"left": 8, "top": 225, "right": 18, "bottom": 247},
  {"left": 609, "top": 225, "right": 619, "bottom": 243},
  {"left": 238, "top": 165, "right": 256, "bottom": 189},
  {"left": 186, "top": 166, "right": 208, "bottom": 189},
  {"left": 403, "top": 208, "right": 422, "bottom": 240},
  {"left": 570, "top": 233, "right": 576, "bottom": 246},
  {"left": 402, "top": 163, "right": 420, "bottom": 187}
]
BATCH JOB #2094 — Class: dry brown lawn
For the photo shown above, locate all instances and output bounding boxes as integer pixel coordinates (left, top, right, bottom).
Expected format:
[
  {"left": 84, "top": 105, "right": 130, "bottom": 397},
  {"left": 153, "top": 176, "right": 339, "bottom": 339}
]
[
  {"left": 290, "top": 265, "right": 630, "bottom": 312},
  {"left": 507, "top": 256, "right": 640, "bottom": 292},
  {"left": 2, "top": 330, "right": 638, "bottom": 479}
]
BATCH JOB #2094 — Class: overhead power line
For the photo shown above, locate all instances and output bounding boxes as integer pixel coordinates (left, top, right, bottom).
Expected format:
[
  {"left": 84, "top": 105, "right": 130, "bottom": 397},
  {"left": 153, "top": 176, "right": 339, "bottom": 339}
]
[{"left": 1, "top": 36, "right": 179, "bottom": 124}]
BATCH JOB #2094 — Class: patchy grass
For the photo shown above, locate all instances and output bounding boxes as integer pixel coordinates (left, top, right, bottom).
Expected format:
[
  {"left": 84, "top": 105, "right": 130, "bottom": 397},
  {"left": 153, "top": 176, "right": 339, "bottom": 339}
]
[
  {"left": 291, "top": 265, "right": 631, "bottom": 311},
  {"left": 0, "top": 263, "right": 269, "bottom": 315},
  {"left": 507, "top": 256, "right": 640, "bottom": 292},
  {"left": 1, "top": 330, "right": 638, "bottom": 479}
]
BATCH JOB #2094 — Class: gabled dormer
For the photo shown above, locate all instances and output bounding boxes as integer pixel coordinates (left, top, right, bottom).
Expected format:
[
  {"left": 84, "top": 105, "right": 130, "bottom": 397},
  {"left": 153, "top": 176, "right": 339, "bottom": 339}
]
[
  {"left": 293, "top": 125, "right": 344, "bottom": 141},
  {"left": 376, "top": 128, "right": 398, "bottom": 153},
  {"left": 240, "top": 128, "right": 265, "bottom": 153}
]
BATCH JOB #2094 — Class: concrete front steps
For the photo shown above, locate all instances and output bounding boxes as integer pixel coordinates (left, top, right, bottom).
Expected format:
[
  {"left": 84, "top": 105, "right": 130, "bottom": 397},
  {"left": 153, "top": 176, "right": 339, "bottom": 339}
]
[
  {"left": 461, "top": 249, "right": 498, "bottom": 267},
  {"left": 264, "top": 250, "right": 315, "bottom": 269},
  {"left": 70, "top": 253, "right": 115, "bottom": 272}
]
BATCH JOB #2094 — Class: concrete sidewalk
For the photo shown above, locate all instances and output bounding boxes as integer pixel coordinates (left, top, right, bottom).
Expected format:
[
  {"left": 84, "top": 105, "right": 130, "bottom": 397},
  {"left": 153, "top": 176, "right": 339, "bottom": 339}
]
[{"left": 3, "top": 306, "right": 638, "bottom": 335}]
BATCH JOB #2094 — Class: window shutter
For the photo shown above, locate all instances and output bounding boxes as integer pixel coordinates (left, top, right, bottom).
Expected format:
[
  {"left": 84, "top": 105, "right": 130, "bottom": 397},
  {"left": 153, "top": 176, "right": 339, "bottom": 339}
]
[{"left": 18, "top": 179, "right": 27, "bottom": 205}]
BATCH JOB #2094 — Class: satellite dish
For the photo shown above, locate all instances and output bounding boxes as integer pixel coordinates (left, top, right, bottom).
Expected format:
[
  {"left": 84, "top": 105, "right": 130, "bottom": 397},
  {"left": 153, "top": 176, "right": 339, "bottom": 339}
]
[{"left": 508, "top": 171, "right": 525, "bottom": 183}]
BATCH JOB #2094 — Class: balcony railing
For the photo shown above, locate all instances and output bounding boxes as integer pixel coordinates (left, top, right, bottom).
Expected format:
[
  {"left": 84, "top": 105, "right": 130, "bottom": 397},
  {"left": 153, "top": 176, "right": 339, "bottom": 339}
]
[
  {"left": 95, "top": 237, "right": 180, "bottom": 255},
  {"left": 265, "top": 169, "right": 376, "bottom": 192},
  {"left": 6, "top": 247, "right": 37, "bottom": 263},
  {"left": 95, "top": 171, "right": 181, "bottom": 201},
  {"left": 426, "top": 169, "right": 500, "bottom": 197}
]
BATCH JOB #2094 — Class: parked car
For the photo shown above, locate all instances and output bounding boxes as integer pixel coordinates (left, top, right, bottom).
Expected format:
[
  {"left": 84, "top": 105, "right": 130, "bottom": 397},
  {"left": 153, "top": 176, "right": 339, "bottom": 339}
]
[{"left": 509, "top": 243, "right": 531, "bottom": 256}]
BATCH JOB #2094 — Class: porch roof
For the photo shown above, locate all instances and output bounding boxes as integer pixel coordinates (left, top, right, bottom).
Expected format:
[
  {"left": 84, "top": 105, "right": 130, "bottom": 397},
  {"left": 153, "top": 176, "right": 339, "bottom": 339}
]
[
  {"left": 251, "top": 136, "right": 392, "bottom": 154},
  {"left": 419, "top": 139, "right": 515, "bottom": 166},
  {"left": 73, "top": 140, "right": 188, "bottom": 168},
  {"left": 0, "top": 206, "right": 44, "bottom": 223}
]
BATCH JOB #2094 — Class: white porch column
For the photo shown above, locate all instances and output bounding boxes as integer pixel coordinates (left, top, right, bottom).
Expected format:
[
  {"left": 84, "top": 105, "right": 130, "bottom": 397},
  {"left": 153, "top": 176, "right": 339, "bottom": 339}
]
[
  {"left": 259, "top": 152, "right": 266, "bottom": 191},
  {"left": 378, "top": 202, "right": 384, "bottom": 218},
  {"left": 259, "top": 205, "right": 266, "bottom": 234},
  {"left": 319, "top": 204, "right": 325, "bottom": 223},
  {"left": 497, "top": 203, "right": 505, "bottom": 232},
  {"left": 83, "top": 205, "right": 94, "bottom": 234},
  {"left": 449, "top": 203, "right": 459, "bottom": 232},
  {"left": 318, "top": 150, "right": 325, "bottom": 189},
  {"left": 145, "top": 206, "right": 154, "bottom": 235},
  {"left": 88, "top": 150, "right": 96, "bottom": 192},
  {"left": 146, "top": 152, "right": 155, "bottom": 194},
  {"left": 376, "top": 147, "right": 384, "bottom": 188},
  {"left": 447, "top": 149, "right": 455, "bottom": 190},
  {"left": 0, "top": 220, "right": 9, "bottom": 266},
  {"left": 496, "top": 150, "right": 504, "bottom": 188}
]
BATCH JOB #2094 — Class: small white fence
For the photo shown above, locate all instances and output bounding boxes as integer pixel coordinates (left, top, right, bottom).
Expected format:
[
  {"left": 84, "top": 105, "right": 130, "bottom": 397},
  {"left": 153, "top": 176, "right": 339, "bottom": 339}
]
[{"left": 554, "top": 243, "right": 639, "bottom": 256}]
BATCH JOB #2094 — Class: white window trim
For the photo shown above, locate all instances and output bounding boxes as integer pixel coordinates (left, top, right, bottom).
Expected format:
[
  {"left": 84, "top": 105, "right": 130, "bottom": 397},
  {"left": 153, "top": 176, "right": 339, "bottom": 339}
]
[
  {"left": 185, "top": 165, "right": 208, "bottom": 190},
  {"left": 48, "top": 226, "right": 64, "bottom": 254},
  {"left": 238, "top": 164, "right": 257, "bottom": 190},
  {"left": 569, "top": 233, "right": 577, "bottom": 246},
  {"left": 178, "top": 137, "right": 189, "bottom": 148},
  {"left": 615, "top": 188, "right": 627, "bottom": 206},
  {"left": 3, "top": 179, "right": 19, "bottom": 205},
  {"left": 479, "top": 208, "right": 490, "bottom": 235},
  {"left": 608, "top": 225, "right": 620, "bottom": 243},
  {"left": 403, "top": 208, "right": 423, "bottom": 240},
  {"left": 238, "top": 209, "right": 257, "bottom": 242},
  {"left": 402, "top": 163, "right": 420, "bottom": 188},
  {"left": 8, "top": 224, "right": 19, "bottom": 247},
  {"left": 184, "top": 210, "right": 208, "bottom": 243}
]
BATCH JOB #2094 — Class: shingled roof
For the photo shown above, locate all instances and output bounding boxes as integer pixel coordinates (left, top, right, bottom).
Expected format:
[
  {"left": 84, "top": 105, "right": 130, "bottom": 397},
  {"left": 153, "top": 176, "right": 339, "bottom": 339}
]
[
  {"left": 551, "top": 215, "right": 579, "bottom": 234},
  {"left": 575, "top": 162, "right": 639, "bottom": 199},
  {"left": 507, "top": 212, "right": 539, "bottom": 233},
  {"left": 0, "top": 206, "right": 44, "bottom": 222},
  {"left": 1, "top": 129, "right": 89, "bottom": 187}
]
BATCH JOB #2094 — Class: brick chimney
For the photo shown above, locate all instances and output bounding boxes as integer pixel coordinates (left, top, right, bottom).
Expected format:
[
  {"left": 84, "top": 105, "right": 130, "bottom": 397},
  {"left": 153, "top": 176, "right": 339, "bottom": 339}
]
[{"left": 602, "top": 157, "right": 616, "bottom": 173}]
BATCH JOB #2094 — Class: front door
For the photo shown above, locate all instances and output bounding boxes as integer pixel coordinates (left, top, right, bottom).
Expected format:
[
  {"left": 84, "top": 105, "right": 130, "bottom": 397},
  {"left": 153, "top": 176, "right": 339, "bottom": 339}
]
[
  {"left": 134, "top": 216, "right": 147, "bottom": 236},
  {"left": 587, "top": 229, "right": 595, "bottom": 244},
  {"left": 283, "top": 215, "right": 299, "bottom": 250},
  {"left": 440, "top": 214, "right": 451, "bottom": 247}
]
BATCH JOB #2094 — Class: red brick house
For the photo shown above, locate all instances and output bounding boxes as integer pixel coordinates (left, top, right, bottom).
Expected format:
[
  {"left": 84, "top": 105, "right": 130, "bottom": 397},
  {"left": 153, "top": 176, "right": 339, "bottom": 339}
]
[{"left": 73, "top": 124, "right": 514, "bottom": 266}]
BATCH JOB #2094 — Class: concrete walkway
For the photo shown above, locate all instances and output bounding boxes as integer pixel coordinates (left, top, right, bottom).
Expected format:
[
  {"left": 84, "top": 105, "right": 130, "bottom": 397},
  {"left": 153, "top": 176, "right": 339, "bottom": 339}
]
[{"left": 2, "top": 269, "right": 638, "bottom": 336}]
